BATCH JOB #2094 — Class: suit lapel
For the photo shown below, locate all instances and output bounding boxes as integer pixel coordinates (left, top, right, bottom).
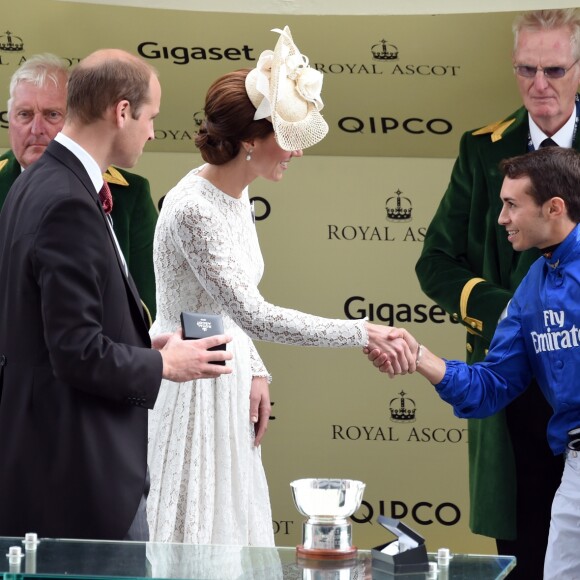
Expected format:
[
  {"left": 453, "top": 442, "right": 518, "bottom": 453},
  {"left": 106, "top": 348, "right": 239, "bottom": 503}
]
[{"left": 44, "top": 142, "right": 150, "bottom": 335}]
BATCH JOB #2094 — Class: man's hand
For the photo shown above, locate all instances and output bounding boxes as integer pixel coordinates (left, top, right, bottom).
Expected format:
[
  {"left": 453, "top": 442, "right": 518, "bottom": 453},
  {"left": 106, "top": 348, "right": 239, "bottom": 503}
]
[
  {"left": 366, "top": 346, "right": 398, "bottom": 376},
  {"left": 366, "top": 328, "right": 446, "bottom": 384},
  {"left": 156, "top": 330, "right": 233, "bottom": 382},
  {"left": 249, "top": 376, "right": 271, "bottom": 447},
  {"left": 365, "top": 323, "right": 418, "bottom": 376}
]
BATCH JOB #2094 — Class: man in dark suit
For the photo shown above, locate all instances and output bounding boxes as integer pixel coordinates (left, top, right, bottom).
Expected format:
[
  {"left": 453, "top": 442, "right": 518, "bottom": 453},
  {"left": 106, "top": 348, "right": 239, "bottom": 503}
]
[
  {"left": 415, "top": 9, "right": 580, "bottom": 578},
  {"left": 0, "top": 53, "right": 159, "bottom": 320},
  {"left": 0, "top": 48, "right": 232, "bottom": 541}
]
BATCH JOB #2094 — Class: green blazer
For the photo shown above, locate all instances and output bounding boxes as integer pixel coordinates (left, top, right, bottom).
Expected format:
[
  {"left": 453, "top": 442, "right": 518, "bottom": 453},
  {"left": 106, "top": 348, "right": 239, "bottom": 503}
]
[
  {"left": 415, "top": 102, "right": 580, "bottom": 540},
  {"left": 0, "top": 150, "right": 158, "bottom": 320}
]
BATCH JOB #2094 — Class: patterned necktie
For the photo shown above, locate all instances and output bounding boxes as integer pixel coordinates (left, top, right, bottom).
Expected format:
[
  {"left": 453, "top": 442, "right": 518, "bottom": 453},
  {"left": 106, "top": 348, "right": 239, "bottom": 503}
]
[
  {"left": 99, "top": 181, "right": 113, "bottom": 214},
  {"left": 540, "top": 137, "right": 558, "bottom": 148}
]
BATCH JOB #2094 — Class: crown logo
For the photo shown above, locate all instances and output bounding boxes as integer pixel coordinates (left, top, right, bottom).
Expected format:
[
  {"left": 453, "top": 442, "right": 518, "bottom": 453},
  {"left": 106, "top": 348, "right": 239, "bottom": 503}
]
[
  {"left": 193, "top": 110, "right": 204, "bottom": 128},
  {"left": 389, "top": 390, "right": 417, "bottom": 423},
  {"left": 0, "top": 31, "right": 24, "bottom": 52},
  {"left": 371, "top": 39, "right": 399, "bottom": 61},
  {"left": 386, "top": 189, "right": 412, "bottom": 222}
]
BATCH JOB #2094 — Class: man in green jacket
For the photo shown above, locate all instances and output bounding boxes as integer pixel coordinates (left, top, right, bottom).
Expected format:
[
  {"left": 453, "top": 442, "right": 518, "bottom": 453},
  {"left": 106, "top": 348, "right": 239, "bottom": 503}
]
[
  {"left": 0, "top": 53, "right": 158, "bottom": 321},
  {"left": 416, "top": 9, "right": 580, "bottom": 578}
]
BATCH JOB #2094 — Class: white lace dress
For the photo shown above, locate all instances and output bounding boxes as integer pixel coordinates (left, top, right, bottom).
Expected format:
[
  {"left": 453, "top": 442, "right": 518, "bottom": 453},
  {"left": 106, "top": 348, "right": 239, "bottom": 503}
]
[{"left": 147, "top": 166, "right": 368, "bottom": 546}]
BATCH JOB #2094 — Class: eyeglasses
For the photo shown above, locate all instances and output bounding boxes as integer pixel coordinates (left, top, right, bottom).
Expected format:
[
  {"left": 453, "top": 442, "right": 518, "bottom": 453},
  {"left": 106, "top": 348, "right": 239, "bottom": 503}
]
[{"left": 513, "top": 58, "right": 579, "bottom": 79}]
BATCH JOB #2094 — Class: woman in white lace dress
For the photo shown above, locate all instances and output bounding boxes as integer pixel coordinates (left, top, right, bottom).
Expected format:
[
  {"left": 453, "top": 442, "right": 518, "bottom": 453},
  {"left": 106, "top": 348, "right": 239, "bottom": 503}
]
[{"left": 147, "top": 27, "right": 415, "bottom": 547}]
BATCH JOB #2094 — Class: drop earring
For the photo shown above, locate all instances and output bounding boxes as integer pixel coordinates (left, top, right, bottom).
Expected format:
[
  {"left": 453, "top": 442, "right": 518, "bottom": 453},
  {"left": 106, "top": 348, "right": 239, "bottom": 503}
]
[{"left": 246, "top": 148, "right": 253, "bottom": 161}]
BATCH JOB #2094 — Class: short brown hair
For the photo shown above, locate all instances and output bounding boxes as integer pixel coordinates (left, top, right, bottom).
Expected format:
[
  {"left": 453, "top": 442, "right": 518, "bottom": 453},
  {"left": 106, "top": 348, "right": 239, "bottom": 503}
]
[
  {"left": 67, "top": 52, "right": 156, "bottom": 124},
  {"left": 500, "top": 147, "right": 580, "bottom": 222},
  {"left": 195, "top": 69, "right": 273, "bottom": 165}
]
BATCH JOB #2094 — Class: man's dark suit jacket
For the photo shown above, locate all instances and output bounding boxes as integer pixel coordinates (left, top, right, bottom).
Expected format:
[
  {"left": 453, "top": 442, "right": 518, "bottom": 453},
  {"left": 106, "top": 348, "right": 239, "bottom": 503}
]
[
  {"left": 0, "top": 149, "right": 158, "bottom": 320},
  {"left": 0, "top": 140, "right": 163, "bottom": 540}
]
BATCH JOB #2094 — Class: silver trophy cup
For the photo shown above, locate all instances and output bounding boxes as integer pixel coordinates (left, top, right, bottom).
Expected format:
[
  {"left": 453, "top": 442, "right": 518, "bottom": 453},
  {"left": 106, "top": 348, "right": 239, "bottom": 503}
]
[{"left": 290, "top": 478, "right": 366, "bottom": 560}]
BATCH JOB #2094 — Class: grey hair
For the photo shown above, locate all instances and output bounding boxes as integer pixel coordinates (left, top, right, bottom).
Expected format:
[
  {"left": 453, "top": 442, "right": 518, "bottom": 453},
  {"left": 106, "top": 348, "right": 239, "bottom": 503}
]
[
  {"left": 513, "top": 9, "right": 580, "bottom": 60},
  {"left": 7, "top": 53, "right": 69, "bottom": 113}
]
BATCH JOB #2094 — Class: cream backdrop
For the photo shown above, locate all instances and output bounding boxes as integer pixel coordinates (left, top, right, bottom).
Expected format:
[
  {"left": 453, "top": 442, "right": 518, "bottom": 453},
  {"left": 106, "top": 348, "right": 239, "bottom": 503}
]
[
  {"left": 0, "top": 1, "right": 528, "bottom": 156},
  {"left": 3, "top": 0, "right": 565, "bottom": 555}
]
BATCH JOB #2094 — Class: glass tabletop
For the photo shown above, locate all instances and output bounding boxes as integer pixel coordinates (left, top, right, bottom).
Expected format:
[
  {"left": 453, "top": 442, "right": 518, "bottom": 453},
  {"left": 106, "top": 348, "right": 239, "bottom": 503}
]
[{"left": 0, "top": 537, "right": 515, "bottom": 579}]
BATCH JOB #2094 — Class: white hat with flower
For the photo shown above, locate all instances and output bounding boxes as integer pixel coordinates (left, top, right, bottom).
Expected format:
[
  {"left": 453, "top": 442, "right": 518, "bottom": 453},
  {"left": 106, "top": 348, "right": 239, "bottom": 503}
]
[{"left": 245, "top": 26, "right": 329, "bottom": 151}]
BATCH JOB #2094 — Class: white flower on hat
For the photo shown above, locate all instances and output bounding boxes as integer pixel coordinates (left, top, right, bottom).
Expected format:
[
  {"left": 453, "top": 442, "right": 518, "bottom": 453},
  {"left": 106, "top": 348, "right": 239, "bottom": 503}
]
[
  {"left": 276, "top": 39, "right": 324, "bottom": 113},
  {"left": 257, "top": 50, "right": 274, "bottom": 75},
  {"left": 285, "top": 53, "right": 308, "bottom": 78},
  {"left": 252, "top": 50, "right": 274, "bottom": 121},
  {"left": 295, "top": 67, "right": 324, "bottom": 111}
]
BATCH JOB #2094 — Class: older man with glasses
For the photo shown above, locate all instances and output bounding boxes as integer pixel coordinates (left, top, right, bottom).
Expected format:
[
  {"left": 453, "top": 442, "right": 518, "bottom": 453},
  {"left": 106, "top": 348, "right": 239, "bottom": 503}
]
[{"left": 415, "top": 9, "right": 580, "bottom": 579}]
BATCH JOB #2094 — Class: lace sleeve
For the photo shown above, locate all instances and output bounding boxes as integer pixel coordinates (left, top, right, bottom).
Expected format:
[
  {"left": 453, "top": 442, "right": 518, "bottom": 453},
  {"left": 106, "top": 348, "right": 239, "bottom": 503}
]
[
  {"left": 172, "top": 190, "right": 367, "bottom": 348},
  {"left": 249, "top": 341, "right": 272, "bottom": 383}
]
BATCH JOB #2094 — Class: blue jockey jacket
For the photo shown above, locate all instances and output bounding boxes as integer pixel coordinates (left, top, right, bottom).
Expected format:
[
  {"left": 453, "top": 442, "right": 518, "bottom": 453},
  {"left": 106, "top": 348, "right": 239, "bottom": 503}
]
[{"left": 436, "top": 224, "right": 580, "bottom": 455}]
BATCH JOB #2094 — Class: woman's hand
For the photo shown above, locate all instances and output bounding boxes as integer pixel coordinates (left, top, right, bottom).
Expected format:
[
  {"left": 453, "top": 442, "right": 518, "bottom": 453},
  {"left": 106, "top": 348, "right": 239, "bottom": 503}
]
[{"left": 250, "top": 376, "right": 271, "bottom": 446}]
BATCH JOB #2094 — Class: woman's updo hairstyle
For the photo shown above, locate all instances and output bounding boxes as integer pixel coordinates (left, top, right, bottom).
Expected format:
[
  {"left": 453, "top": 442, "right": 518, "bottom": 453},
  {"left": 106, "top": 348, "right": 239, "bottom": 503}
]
[{"left": 195, "top": 69, "right": 273, "bottom": 165}]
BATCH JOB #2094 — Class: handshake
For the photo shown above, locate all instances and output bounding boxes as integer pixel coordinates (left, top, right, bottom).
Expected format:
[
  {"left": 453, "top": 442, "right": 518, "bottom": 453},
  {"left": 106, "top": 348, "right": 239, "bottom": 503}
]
[{"left": 364, "top": 323, "right": 444, "bottom": 384}]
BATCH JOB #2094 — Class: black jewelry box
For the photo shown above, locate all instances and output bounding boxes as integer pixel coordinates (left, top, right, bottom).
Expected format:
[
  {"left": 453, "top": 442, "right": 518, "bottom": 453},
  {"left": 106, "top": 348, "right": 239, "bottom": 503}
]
[
  {"left": 180, "top": 312, "right": 226, "bottom": 365},
  {"left": 371, "top": 516, "right": 429, "bottom": 576}
]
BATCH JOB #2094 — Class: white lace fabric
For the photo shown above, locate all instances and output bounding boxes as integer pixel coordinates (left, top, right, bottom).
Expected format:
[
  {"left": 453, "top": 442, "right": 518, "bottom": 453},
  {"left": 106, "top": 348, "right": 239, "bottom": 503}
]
[{"left": 147, "top": 166, "right": 367, "bottom": 546}]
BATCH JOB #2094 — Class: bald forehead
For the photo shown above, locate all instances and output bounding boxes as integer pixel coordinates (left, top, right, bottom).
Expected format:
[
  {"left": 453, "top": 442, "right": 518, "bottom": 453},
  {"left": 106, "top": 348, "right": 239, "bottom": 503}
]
[
  {"left": 82, "top": 48, "right": 139, "bottom": 66},
  {"left": 76, "top": 50, "right": 158, "bottom": 86}
]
